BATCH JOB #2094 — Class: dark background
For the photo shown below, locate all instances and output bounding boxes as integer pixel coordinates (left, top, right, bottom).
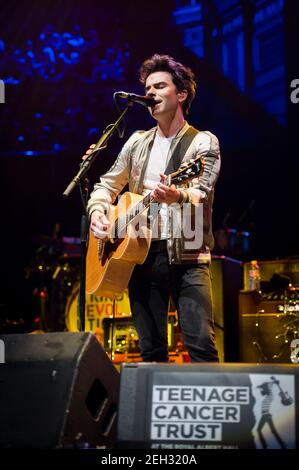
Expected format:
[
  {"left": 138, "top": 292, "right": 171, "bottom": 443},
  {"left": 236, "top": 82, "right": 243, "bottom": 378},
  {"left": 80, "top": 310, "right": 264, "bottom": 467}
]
[{"left": 0, "top": 0, "right": 298, "bottom": 328}]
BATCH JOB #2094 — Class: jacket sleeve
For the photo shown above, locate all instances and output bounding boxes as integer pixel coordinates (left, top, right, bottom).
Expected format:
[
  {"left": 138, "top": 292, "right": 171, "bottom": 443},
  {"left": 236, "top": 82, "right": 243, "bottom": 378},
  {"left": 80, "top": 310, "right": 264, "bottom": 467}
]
[
  {"left": 87, "top": 132, "right": 140, "bottom": 217},
  {"left": 185, "top": 131, "right": 221, "bottom": 205}
]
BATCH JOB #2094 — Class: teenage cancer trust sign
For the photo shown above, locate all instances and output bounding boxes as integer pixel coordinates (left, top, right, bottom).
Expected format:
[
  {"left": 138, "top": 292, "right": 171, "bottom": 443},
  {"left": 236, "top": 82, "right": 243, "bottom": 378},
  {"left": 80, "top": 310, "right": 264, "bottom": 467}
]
[{"left": 150, "top": 372, "right": 296, "bottom": 449}]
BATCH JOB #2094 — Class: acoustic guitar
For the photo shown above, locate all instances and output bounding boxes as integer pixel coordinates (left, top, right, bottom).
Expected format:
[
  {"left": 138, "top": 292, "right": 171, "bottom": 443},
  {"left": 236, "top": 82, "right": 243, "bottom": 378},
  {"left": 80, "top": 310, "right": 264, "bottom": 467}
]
[{"left": 86, "top": 156, "right": 204, "bottom": 297}]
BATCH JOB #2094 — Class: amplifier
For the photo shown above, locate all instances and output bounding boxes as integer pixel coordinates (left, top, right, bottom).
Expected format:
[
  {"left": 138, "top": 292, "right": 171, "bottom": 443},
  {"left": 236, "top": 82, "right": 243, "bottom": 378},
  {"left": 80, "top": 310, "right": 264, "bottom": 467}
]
[
  {"left": 239, "top": 290, "right": 299, "bottom": 363},
  {"left": 210, "top": 256, "right": 243, "bottom": 362}
]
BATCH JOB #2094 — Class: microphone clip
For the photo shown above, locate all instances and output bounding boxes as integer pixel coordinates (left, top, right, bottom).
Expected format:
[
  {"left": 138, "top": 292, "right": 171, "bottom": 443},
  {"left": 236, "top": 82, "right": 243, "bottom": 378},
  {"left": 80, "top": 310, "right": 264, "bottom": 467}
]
[{"left": 114, "top": 91, "right": 160, "bottom": 108}]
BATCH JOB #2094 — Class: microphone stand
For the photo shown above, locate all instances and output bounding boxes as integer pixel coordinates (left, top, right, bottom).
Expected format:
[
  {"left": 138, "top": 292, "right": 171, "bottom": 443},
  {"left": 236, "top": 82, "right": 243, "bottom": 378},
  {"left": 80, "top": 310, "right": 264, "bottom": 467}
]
[{"left": 62, "top": 103, "right": 132, "bottom": 332}]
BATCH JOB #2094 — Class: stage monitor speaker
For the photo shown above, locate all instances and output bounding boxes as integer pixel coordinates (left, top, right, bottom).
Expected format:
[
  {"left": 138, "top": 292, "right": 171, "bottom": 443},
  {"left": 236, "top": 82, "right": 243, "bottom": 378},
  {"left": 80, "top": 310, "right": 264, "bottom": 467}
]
[
  {"left": 117, "top": 363, "right": 298, "bottom": 449},
  {"left": 211, "top": 256, "right": 243, "bottom": 362},
  {"left": 0, "top": 332, "right": 119, "bottom": 448}
]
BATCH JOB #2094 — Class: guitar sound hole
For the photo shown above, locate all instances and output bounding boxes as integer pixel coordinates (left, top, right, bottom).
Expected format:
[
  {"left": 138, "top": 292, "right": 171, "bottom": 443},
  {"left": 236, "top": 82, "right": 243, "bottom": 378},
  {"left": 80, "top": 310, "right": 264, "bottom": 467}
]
[{"left": 104, "top": 239, "right": 123, "bottom": 259}]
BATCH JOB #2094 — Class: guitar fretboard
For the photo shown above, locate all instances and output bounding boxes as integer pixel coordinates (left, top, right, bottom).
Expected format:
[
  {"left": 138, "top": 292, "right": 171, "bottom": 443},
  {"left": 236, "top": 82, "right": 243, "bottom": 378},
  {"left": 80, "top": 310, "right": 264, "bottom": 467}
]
[
  {"left": 114, "top": 192, "right": 152, "bottom": 239},
  {"left": 111, "top": 156, "right": 203, "bottom": 240}
]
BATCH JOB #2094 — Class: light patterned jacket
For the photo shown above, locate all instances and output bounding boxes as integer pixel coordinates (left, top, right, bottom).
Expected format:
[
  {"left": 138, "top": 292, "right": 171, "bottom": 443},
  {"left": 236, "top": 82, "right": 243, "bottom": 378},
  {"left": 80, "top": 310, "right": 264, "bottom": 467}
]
[{"left": 87, "top": 121, "right": 221, "bottom": 264}]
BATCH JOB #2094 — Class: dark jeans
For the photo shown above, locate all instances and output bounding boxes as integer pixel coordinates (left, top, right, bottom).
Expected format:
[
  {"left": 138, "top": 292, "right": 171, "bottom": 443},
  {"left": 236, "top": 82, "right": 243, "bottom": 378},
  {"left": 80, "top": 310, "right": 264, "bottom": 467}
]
[{"left": 128, "top": 242, "right": 219, "bottom": 362}]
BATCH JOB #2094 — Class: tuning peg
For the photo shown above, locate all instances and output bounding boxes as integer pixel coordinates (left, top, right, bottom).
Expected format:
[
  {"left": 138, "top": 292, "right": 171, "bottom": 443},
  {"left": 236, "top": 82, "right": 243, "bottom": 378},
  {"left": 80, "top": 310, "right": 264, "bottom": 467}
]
[{"left": 180, "top": 158, "right": 194, "bottom": 168}]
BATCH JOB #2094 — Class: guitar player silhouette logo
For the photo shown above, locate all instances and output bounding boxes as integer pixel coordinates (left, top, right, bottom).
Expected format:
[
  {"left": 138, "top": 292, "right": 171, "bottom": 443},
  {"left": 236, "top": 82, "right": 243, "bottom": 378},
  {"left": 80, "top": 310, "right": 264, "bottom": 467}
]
[{"left": 256, "top": 376, "right": 293, "bottom": 449}]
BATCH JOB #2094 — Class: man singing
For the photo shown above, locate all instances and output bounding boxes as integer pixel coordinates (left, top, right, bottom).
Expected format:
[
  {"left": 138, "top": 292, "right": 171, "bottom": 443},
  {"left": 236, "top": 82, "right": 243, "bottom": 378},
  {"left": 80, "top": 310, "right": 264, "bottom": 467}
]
[{"left": 86, "top": 54, "right": 221, "bottom": 362}]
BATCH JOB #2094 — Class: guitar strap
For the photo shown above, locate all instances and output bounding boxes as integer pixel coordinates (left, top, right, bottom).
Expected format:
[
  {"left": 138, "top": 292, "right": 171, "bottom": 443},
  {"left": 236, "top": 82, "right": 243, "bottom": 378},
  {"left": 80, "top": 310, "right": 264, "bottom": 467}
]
[
  {"left": 164, "top": 126, "right": 200, "bottom": 175},
  {"left": 136, "top": 126, "right": 200, "bottom": 195}
]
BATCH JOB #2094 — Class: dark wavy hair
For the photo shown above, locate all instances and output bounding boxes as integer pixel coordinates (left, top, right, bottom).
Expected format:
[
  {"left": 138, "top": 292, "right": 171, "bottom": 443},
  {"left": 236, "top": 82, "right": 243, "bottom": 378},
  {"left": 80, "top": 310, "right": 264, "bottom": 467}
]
[{"left": 139, "top": 54, "right": 197, "bottom": 116}]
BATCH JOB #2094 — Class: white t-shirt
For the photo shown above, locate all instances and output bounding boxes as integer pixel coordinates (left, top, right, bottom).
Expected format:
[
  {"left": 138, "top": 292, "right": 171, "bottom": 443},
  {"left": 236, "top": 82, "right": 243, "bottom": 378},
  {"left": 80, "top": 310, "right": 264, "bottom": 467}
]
[{"left": 143, "top": 133, "right": 175, "bottom": 239}]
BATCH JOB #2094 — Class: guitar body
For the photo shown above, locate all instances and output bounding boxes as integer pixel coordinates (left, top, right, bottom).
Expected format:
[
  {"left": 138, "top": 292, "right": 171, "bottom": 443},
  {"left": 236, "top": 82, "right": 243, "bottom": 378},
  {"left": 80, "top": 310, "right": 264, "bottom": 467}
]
[
  {"left": 86, "top": 192, "right": 151, "bottom": 297},
  {"left": 279, "top": 390, "right": 293, "bottom": 406}
]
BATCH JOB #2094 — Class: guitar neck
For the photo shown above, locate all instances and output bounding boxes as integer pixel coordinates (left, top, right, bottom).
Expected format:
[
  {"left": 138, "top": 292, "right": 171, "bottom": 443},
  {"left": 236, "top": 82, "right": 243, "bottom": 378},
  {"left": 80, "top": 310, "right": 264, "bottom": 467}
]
[
  {"left": 271, "top": 379, "right": 283, "bottom": 394},
  {"left": 112, "top": 155, "right": 203, "bottom": 240},
  {"left": 114, "top": 191, "right": 153, "bottom": 239},
  {"left": 124, "top": 174, "right": 175, "bottom": 226},
  {"left": 127, "top": 192, "right": 152, "bottom": 224}
]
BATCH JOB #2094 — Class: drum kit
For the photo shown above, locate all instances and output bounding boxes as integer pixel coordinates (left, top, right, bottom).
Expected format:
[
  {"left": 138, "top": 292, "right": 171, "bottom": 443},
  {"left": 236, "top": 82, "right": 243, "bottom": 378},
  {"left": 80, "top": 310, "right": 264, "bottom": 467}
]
[
  {"left": 21, "top": 231, "right": 150, "bottom": 362},
  {"left": 24, "top": 233, "right": 131, "bottom": 337}
]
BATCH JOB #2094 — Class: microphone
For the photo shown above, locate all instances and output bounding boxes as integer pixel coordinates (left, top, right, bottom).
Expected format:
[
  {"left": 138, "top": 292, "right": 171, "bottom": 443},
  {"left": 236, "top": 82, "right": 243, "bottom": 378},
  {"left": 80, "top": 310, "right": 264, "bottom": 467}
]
[{"left": 115, "top": 91, "right": 161, "bottom": 107}]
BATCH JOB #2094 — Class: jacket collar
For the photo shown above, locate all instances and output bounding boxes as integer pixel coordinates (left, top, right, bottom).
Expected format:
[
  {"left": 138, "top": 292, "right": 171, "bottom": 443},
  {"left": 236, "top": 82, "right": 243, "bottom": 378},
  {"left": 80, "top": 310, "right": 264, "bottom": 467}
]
[{"left": 149, "top": 120, "right": 190, "bottom": 142}]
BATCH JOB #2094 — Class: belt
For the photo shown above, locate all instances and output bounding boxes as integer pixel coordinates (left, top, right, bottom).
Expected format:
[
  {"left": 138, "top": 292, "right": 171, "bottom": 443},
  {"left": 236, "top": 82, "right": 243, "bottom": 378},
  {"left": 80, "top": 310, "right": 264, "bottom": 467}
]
[{"left": 149, "top": 239, "right": 168, "bottom": 252}]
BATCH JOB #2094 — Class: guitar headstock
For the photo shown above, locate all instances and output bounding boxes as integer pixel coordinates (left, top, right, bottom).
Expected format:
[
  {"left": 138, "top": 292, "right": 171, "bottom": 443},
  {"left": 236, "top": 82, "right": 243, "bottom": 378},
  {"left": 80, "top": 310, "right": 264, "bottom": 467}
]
[{"left": 169, "top": 155, "right": 204, "bottom": 185}]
